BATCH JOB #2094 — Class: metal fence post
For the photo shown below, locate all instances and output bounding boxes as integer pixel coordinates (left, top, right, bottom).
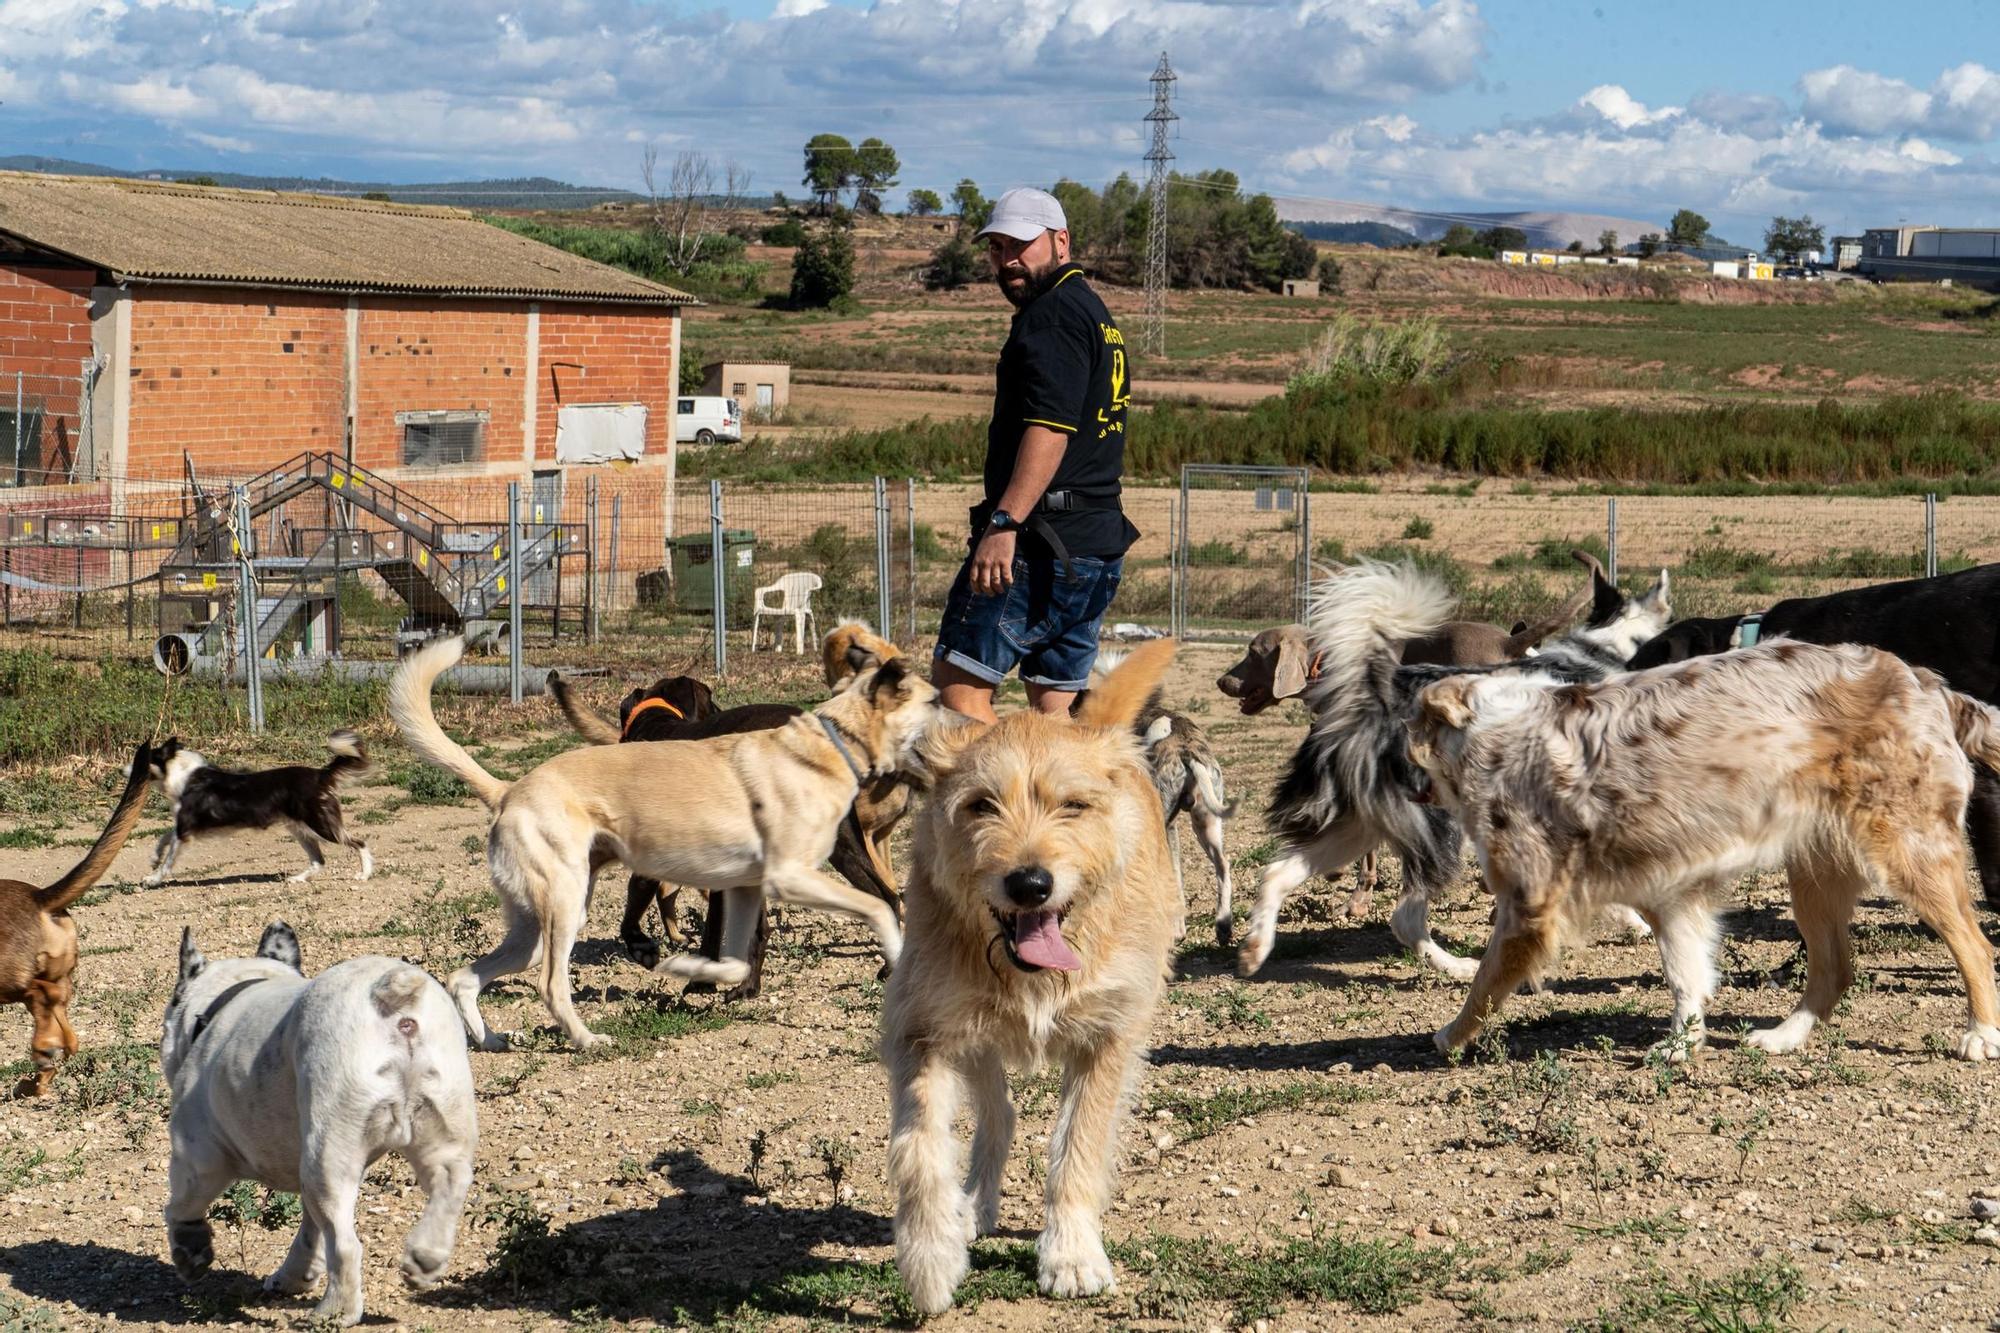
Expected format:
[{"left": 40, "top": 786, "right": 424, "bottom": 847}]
[
  {"left": 12, "top": 371, "right": 21, "bottom": 483},
  {"left": 233, "top": 486, "right": 264, "bottom": 733},
  {"left": 586, "top": 473, "right": 600, "bottom": 643},
  {"left": 1174, "top": 467, "right": 1190, "bottom": 640},
  {"left": 1297, "top": 480, "right": 1312, "bottom": 625},
  {"left": 507, "top": 481, "right": 523, "bottom": 704},
  {"left": 1925, "top": 493, "right": 1938, "bottom": 578},
  {"left": 609, "top": 494, "right": 622, "bottom": 621},
  {"left": 906, "top": 478, "right": 917, "bottom": 642},
  {"left": 873, "top": 475, "right": 892, "bottom": 634},
  {"left": 710, "top": 479, "right": 726, "bottom": 678},
  {"left": 1607, "top": 497, "right": 1619, "bottom": 586}
]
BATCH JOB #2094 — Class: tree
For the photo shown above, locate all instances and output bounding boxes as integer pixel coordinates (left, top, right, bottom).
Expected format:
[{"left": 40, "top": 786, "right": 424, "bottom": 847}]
[
  {"left": 1598, "top": 229, "right": 1619, "bottom": 256},
  {"left": 1565, "top": 238, "right": 1584, "bottom": 254},
  {"left": 924, "top": 233, "right": 983, "bottom": 290},
  {"left": 180, "top": 175, "right": 220, "bottom": 187},
  {"left": 1637, "top": 232, "right": 1663, "bottom": 258},
  {"left": 1667, "top": 208, "right": 1710, "bottom": 246},
  {"left": 1764, "top": 214, "right": 1826, "bottom": 264},
  {"left": 802, "top": 134, "right": 855, "bottom": 212},
  {"left": 790, "top": 224, "right": 854, "bottom": 307},
  {"left": 950, "top": 179, "right": 991, "bottom": 232},
  {"left": 906, "top": 188, "right": 943, "bottom": 217},
  {"left": 1476, "top": 225, "right": 1528, "bottom": 253},
  {"left": 1440, "top": 223, "right": 1476, "bottom": 251},
  {"left": 851, "top": 138, "right": 900, "bottom": 214},
  {"left": 1048, "top": 178, "right": 1101, "bottom": 255},
  {"left": 1315, "top": 254, "right": 1342, "bottom": 288},
  {"left": 363, "top": 190, "right": 393, "bottom": 203},
  {"left": 642, "top": 146, "right": 751, "bottom": 275}
]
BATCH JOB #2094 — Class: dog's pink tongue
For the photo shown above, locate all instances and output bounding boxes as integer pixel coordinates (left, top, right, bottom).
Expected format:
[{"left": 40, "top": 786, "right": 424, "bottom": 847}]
[{"left": 1012, "top": 911, "right": 1081, "bottom": 971}]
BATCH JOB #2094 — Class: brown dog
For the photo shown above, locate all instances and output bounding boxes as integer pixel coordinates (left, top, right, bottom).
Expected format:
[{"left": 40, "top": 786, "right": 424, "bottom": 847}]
[
  {"left": 1212, "top": 551, "right": 1602, "bottom": 920},
  {"left": 884, "top": 640, "right": 1181, "bottom": 1315},
  {"left": 1, "top": 742, "right": 152, "bottom": 1095}
]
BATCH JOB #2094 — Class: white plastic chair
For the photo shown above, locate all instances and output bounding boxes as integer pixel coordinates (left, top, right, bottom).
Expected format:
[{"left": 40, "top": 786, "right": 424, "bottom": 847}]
[{"left": 752, "top": 571, "right": 822, "bottom": 653}]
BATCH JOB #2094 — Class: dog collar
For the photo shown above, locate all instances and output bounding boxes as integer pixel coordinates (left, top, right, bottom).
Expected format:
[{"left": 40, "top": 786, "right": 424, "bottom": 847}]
[
  {"left": 189, "top": 977, "right": 266, "bottom": 1046},
  {"left": 1730, "top": 613, "right": 1766, "bottom": 649},
  {"left": 1307, "top": 650, "right": 1325, "bottom": 682},
  {"left": 622, "top": 697, "right": 685, "bottom": 737},
  {"left": 818, "top": 715, "right": 871, "bottom": 783}
]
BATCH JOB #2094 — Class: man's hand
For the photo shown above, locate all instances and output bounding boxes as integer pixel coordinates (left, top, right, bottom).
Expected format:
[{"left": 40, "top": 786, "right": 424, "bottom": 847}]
[{"left": 970, "top": 528, "right": 1018, "bottom": 596}]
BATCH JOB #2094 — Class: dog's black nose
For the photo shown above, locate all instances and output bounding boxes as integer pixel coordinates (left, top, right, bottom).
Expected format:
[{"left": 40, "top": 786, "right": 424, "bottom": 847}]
[{"left": 1004, "top": 867, "right": 1054, "bottom": 907}]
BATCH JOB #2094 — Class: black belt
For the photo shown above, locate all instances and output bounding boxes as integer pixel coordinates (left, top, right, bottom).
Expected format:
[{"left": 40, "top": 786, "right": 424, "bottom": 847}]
[{"left": 974, "top": 489, "right": 1121, "bottom": 584}]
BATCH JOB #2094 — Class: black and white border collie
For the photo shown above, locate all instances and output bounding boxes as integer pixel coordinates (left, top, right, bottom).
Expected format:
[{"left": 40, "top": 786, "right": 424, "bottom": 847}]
[{"left": 145, "top": 731, "right": 373, "bottom": 886}]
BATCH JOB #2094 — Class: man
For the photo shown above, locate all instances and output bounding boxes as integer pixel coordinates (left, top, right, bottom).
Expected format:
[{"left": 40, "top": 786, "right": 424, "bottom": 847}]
[{"left": 932, "top": 187, "right": 1137, "bottom": 725}]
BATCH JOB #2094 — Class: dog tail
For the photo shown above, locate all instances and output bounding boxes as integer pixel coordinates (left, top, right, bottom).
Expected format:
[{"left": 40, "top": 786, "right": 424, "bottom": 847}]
[
  {"left": 1075, "top": 639, "right": 1176, "bottom": 733},
  {"left": 1190, "top": 756, "right": 1235, "bottom": 819},
  {"left": 1503, "top": 551, "right": 1599, "bottom": 656},
  {"left": 38, "top": 741, "right": 153, "bottom": 912},
  {"left": 1943, "top": 686, "right": 2000, "bottom": 770},
  {"left": 1304, "top": 560, "right": 1456, "bottom": 718},
  {"left": 545, "top": 671, "right": 622, "bottom": 746},
  {"left": 369, "top": 964, "right": 431, "bottom": 1019},
  {"left": 318, "top": 729, "right": 369, "bottom": 788},
  {"left": 388, "top": 637, "right": 511, "bottom": 810}
]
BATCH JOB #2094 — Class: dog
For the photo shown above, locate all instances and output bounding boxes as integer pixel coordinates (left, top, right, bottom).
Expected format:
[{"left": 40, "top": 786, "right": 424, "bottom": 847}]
[
  {"left": 1215, "top": 552, "right": 1603, "bottom": 921},
  {"left": 145, "top": 732, "right": 372, "bottom": 886},
  {"left": 883, "top": 640, "right": 1181, "bottom": 1316},
  {"left": 823, "top": 619, "right": 917, "bottom": 899},
  {"left": 392, "top": 635, "right": 945, "bottom": 1050},
  {"left": 0, "top": 742, "right": 151, "bottom": 1095},
  {"left": 548, "top": 665, "right": 901, "bottom": 1001},
  {"left": 162, "top": 922, "right": 476, "bottom": 1326},
  {"left": 1630, "top": 562, "right": 2000, "bottom": 911},
  {"left": 1407, "top": 639, "right": 2000, "bottom": 1063},
  {"left": 1236, "top": 558, "right": 1672, "bottom": 982}
]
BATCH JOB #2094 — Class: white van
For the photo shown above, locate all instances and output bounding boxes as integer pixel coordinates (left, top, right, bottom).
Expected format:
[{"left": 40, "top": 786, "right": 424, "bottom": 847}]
[{"left": 676, "top": 396, "right": 741, "bottom": 445}]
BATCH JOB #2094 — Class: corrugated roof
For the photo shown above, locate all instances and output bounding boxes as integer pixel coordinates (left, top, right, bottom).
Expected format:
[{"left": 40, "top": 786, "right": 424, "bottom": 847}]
[{"left": 0, "top": 172, "right": 694, "bottom": 306}]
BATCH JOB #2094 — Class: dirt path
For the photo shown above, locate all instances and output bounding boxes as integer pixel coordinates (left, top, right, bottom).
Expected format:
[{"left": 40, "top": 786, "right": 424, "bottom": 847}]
[{"left": 4, "top": 646, "right": 2000, "bottom": 1328}]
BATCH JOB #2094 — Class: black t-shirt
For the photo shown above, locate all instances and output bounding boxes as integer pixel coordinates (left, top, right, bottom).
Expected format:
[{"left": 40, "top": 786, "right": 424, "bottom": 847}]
[{"left": 979, "top": 264, "right": 1140, "bottom": 559}]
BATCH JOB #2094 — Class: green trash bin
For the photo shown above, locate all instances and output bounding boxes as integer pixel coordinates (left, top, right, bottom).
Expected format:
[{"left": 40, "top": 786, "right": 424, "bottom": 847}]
[{"left": 667, "top": 530, "right": 755, "bottom": 611}]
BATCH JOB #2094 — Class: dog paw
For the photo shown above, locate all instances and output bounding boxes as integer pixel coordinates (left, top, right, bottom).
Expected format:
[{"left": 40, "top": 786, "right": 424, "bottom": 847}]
[
  {"left": 1235, "top": 936, "right": 1271, "bottom": 977},
  {"left": 1432, "top": 1025, "right": 1462, "bottom": 1057},
  {"left": 1955, "top": 1025, "right": 2000, "bottom": 1062},
  {"left": 170, "top": 1224, "right": 215, "bottom": 1281},
  {"left": 1343, "top": 890, "right": 1374, "bottom": 920},
  {"left": 401, "top": 1246, "right": 450, "bottom": 1290},
  {"left": 473, "top": 1029, "right": 515, "bottom": 1054},
  {"left": 1038, "top": 1236, "right": 1116, "bottom": 1300},
  {"left": 263, "top": 1265, "right": 321, "bottom": 1296},
  {"left": 142, "top": 874, "right": 164, "bottom": 888},
  {"left": 1647, "top": 1027, "right": 1706, "bottom": 1065},
  {"left": 1213, "top": 917, "right": 1233, "bottom": 947},
  {"left": 898, "top": 1238, "right": 969, "bottom": 1317},
  {"left": 1743, "top": 1014, "right": 1813, "bottom": 1055},
  {"left": 571, "top": 1031, "right": 612, "bottom": 1052},
  {"left": 1423, "top": 946, "right": 1480, "bottom": 983},
  {"left": 310, "top": 1290, "right": 363, "bottom": 1327},
  {"left": 622, "top": 934, "right": 661, "bottom": 971}
]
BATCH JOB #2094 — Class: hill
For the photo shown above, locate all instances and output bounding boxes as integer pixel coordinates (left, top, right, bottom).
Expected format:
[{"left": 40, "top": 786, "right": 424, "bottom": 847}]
[
  {"left": 1276, "top": 199, "right": 1659, "bottom": 251},
  {"left": 0, "top": 157, "right": 644, "bottom": 210},
  {"left": 1288, "top": 220, "right": 1420, "bottom": 248}
]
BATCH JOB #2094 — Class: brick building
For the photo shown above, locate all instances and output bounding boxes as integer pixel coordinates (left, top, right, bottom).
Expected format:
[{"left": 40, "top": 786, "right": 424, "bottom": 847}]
[{"left": 0, "top": 172, "right": 692, "bottom": 491}]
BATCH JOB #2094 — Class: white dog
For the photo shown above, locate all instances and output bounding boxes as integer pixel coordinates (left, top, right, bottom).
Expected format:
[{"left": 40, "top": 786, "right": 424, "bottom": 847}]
[{"left": 161, "top": 922, "right": 477, "bottom": 1327}]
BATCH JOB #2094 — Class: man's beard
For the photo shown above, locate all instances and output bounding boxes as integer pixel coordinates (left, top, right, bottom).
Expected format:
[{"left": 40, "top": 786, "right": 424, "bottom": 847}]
[{"left": 997, "top": 257, "right": 1064, "bottom": 307}]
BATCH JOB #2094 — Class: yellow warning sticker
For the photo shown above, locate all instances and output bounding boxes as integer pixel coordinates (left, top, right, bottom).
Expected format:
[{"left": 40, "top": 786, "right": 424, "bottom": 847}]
[
  {"left": 331, "top": 472, "right": 346, "bottom": 489},
  {"left": 201, "top": 573, "right": 217, "bottom": 589},
  {"left": 417, "top": 549, "right": 428, "bottom": 568},
  {"left": 534, "top": 505, "right": 545, "bottom": 523},
  {"left": 151, "top": 524, "right": 160, "bottom": 540},
  {"left": 496, "top": 576, "right": 506, "bottom": 594},
  {"left": 492, "top": 544, "right": 502, "bottom": 560}
]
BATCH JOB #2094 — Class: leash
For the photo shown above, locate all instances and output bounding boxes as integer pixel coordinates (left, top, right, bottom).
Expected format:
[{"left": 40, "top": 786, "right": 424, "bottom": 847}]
[
  {"left": 188, "top": 977, "right": 265, "bottom": 1046},
  {"left": 818, "top": 715, "right": 871, "bottom": 784},
  {"left": 622, "top": 697, "right": 685, "bottom": 737},
  {"left": 149, "top": 668, "right": 178, "bottom": 745}
]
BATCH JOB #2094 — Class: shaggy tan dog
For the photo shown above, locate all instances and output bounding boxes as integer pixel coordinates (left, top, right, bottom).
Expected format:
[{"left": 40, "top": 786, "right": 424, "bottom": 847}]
[
  {"left": 390, "top": 636, "right": 945, "bottom": 1050},
  {"left": 882, "top": 640, "right": 1180, "bottom": 1317},
  {"left": 1408, "top": 639, "right": 2000, "bottom": 1061}
]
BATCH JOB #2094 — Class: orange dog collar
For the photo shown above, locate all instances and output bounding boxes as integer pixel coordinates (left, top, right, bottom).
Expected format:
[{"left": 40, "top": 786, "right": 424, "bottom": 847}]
[{"left": 622, "top": 696, "right": 685, "bottom": 737}]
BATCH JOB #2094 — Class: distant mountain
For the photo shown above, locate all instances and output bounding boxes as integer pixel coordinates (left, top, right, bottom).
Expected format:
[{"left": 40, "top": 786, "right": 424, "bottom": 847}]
[
  {"left": 1276, "top": 198, "right": 1661, "bottom": 252},
  {"left": 0, "top": 156, "right": 643, "bottom": 210},
  {"left": 1288, "top": 220, "right": 1420, "bottom": 248}
]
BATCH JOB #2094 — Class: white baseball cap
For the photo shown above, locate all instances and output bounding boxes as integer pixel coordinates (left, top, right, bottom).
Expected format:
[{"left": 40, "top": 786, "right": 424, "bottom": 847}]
[{"left": 977, "top": 187, "right": 1069, "bottom": 242}]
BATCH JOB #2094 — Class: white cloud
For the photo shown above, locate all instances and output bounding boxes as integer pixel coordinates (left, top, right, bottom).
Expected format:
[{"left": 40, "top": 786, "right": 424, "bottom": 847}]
[
  {"left": 1799, "top": 65, "right": 1931, "bottom": 137},
  {"left": 1579, "top": 84, "right": 1679, "bottom": 131},
  {"left": 1930, "top": 62, "right": 2000, "bottom": 140}
]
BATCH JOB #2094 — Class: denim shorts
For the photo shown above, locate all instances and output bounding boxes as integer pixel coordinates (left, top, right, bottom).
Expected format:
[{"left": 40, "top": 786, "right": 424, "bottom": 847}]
[{"left": 933, "top": 554, "right": 1124, "bottom": 691}]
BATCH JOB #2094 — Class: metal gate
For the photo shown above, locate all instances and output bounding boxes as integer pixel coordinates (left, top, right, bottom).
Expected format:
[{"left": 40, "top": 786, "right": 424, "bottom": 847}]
[{"left": 1171, "top": 465, "right": 1310, "bottom": 640}]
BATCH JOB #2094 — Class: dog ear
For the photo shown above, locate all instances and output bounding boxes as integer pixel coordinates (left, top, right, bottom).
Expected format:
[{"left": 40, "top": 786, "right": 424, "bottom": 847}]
[
  {"left": 618, "top": 687, "right": 647, "bottom": 723},
  {"left": 178, "top": 927, "right": 205, "bottom": 984},
  {"left": 912, "top": 708, "right": 989, "bottom": 780},
  {"left": 1142, "top": 714, "right": 1174, "bottom": 748},
  {"left": 1587, "top": 564, "right": 1624, "bottom": 625},
  {"left": 866, "top": 657, "right": 913, "bottom": 702},
  {"left": 689, "top": 679, "right": 718, "bottom": 720},
  {"left": 256, "top": 920, "right": 303, "bottom": 972},
  {"left": 1075, "top": 639, "right": 1176, "bottom": 732},
  {"left": 845, "top": 643, "right": 879, "bottom": 675},
  {"left": 1638, "top": 569, "right": 1672, "bottom": 617},
  {"left": 1419, "top": 679, "right": 1476, "bottom": 731},
  {"left": 1271, "top": 628, "right": 1310, "bottom": 701}
]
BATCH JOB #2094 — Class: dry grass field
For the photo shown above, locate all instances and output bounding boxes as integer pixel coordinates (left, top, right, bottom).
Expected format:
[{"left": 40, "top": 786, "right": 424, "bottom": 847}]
[{"left": 4, "top": 644, "right": 2000, "bottom": 1330}]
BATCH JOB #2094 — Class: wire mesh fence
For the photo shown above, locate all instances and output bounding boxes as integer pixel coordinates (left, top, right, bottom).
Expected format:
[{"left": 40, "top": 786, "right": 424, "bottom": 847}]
[
  {"left": 3, "top": 460, "right": 2000, "bottom": 691},
  {"left": 1, "top": 368, "right": 98, "bottom": 488}
]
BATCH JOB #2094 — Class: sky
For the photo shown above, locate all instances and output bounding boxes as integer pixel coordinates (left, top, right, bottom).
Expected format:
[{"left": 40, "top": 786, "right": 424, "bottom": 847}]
[{"left": 4, "top": 0, "right": 1998, "bottom": 241}]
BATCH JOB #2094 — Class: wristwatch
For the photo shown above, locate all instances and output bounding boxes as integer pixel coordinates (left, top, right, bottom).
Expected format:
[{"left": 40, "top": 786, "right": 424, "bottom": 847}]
[{"left": 986, "top": 510, "right": 1020, "bottom": 535}]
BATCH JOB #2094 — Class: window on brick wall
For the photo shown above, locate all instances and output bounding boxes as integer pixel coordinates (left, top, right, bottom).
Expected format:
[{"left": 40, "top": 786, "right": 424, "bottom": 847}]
[
  {"left": 397, "top": 409, "right": 487, "bottom": 467},
  {"left": 0, "top": 406, "right": 44, "bottom": 488}
]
